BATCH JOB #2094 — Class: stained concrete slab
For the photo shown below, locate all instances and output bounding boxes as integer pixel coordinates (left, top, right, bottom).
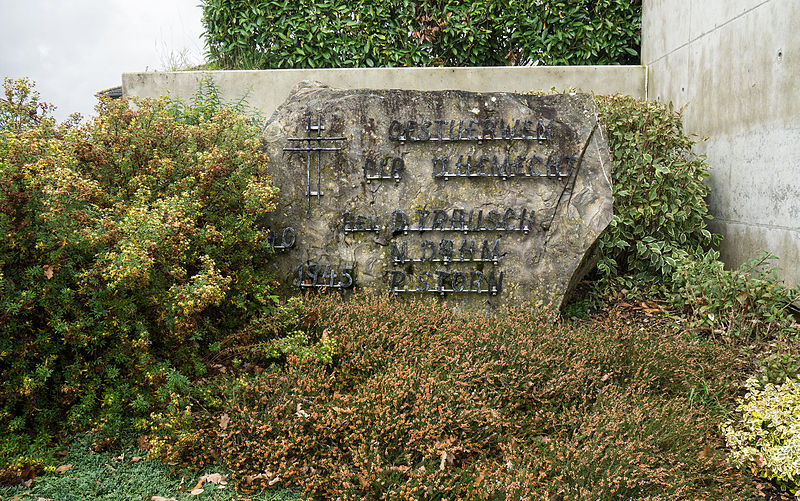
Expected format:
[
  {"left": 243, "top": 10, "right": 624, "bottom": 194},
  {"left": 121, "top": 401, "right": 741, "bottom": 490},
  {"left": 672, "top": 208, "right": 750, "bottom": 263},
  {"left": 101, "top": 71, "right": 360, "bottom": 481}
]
[
  {"left": 642, "top": 0, "right": 692, "bottom": 62},
  {"left": 122, "top": 66, "right": 646, "bottom": 121},
  {"left": 644, "top": 0, "right": 800, "bottom": 287}
]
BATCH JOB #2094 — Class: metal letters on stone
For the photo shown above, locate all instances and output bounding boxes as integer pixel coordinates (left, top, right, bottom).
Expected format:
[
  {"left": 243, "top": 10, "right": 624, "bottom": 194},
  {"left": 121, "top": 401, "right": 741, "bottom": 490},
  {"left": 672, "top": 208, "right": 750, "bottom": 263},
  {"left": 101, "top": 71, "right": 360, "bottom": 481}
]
[
  {"left": 282, "top": 116, "right": 346, "bottom": 217},
  {"left": 261, "top": 82, "right": 613, "bottom": 309}
]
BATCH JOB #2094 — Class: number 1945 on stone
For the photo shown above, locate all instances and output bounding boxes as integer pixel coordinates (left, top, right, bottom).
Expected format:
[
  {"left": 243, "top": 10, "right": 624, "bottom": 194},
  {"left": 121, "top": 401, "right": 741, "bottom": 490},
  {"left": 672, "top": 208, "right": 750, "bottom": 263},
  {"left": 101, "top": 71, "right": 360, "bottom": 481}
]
[{"left": 293, "top": 264, "right": 354, "bottom": 289}]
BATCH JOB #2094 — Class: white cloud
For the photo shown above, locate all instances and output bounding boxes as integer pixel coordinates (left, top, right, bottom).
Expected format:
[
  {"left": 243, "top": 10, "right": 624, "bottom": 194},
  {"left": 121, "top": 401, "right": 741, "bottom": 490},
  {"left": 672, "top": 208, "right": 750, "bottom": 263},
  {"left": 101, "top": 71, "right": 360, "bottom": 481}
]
[{"left": 0, "top": 0, "right": 204, "bottom": 121}]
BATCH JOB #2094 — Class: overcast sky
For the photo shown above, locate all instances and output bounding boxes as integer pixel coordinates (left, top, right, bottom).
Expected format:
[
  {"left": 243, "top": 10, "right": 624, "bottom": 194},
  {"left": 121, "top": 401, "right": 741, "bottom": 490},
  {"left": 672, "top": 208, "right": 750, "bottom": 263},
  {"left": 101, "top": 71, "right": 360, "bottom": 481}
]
[{"left": 0, "top": 0, "right": 205, "bottom": 122}]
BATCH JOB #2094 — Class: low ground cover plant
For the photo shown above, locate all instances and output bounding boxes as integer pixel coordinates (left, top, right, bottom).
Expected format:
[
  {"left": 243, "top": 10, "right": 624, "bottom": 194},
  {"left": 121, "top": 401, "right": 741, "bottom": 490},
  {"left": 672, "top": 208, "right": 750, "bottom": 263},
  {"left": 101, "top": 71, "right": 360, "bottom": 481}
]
[
  {"left": 148, "top": 293, "right": 755, "bottom": 499},
  {"left": 723, "top": 377, "right": 800, "bottom": 496},
  {"left": 673, "top": 251, "right": 800, "bottom": 343},
  {"left": 0, "top": 433, "right": 301, "bottom": 500}
]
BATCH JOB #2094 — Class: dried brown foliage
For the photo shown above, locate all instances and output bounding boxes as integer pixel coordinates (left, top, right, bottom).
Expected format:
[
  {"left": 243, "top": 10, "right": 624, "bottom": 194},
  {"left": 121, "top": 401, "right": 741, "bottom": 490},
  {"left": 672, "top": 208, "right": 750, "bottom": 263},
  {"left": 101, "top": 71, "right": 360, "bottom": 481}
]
[{"left": 156, "top": 293, "right": 755, "bottom": 499}]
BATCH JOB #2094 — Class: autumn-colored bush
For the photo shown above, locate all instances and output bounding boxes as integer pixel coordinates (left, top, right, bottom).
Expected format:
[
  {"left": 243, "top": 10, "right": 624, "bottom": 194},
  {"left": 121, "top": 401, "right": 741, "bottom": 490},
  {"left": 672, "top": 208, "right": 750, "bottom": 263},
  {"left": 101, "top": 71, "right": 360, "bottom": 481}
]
[
  {"left": 152, "top": 293, "right": 755, "bottom": 499},
  {"left": 0, "top": 78, "right": 279, "bottom": 464}
]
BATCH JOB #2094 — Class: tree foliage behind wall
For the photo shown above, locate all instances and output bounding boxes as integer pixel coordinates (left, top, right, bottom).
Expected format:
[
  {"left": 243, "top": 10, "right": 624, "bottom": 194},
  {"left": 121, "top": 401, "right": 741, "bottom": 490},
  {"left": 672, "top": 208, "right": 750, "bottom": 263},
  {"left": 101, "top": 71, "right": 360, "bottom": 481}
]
[{"left": 201, "top": 0, "right": 641, "bottom": 69}]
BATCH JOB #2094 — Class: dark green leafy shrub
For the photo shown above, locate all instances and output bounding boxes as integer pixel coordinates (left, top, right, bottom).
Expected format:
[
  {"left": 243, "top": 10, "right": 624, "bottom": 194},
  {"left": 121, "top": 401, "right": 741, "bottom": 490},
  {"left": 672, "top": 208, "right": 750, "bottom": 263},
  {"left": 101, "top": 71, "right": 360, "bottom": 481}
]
[
  {"left": 201, "top": 0, "right": 641, "bottom": 69},
  {"left": 151, "top": 293, "right": 754, "bottom": 499},
  {"left": 672, "top": 251, "right": 800, "bottom": 343},
  {"left": 592, "top": 95, "right": 799, "bottom": 345},
  {"left": 594, "top": 95, "right": 719, "bottom": 295},
  {"left": 0, "top": 78, "right": 278, "bottom": 464},
  {"left": 756, "top": 348, "right": 800, "bottom": 386}
]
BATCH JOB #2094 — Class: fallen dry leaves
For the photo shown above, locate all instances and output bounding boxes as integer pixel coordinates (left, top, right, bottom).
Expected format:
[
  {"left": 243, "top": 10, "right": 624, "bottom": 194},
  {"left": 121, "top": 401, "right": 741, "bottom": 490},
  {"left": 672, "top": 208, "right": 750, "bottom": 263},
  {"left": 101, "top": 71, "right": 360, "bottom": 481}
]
[
  {"left": 175, "top": 472, "right": 229, "bottom": 497},
  {"left": 200, "top": 472, "right": 228, "bottom": 485},
  {"left": 190, "top": 478, "right": 204, "bottom": 491}
]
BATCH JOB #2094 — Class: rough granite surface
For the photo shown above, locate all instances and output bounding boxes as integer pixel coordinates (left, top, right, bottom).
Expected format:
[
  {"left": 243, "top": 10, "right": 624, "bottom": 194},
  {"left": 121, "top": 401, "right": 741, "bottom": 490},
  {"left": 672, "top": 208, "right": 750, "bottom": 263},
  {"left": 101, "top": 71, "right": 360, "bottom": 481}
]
[{"left": 259, "top": 82, "right": 613, "bottom": 310}]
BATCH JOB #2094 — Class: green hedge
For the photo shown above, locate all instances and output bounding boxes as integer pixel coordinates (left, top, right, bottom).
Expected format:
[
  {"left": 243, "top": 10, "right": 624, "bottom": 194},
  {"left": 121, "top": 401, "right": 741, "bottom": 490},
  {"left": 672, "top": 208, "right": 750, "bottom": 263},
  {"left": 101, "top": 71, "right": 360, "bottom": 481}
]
[{"left": 201, "top": 0, "right": 641, "bottom": 69}]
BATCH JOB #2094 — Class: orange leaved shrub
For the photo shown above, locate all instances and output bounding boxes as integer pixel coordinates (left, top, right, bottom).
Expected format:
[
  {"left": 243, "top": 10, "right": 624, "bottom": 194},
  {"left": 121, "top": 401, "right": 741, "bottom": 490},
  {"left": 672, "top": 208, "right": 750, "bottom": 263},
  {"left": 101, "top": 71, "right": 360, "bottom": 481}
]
[{"left": 152, "top": 293, "right": 754, "bottom": 499}]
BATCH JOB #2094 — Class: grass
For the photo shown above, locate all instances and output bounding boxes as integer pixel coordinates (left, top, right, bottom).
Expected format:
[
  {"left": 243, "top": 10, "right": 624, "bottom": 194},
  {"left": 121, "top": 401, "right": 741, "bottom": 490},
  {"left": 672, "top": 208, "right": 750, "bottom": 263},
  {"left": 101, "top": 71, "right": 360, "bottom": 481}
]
[{"left": 0, "top": 434, "right": 299, "bottom": 501}]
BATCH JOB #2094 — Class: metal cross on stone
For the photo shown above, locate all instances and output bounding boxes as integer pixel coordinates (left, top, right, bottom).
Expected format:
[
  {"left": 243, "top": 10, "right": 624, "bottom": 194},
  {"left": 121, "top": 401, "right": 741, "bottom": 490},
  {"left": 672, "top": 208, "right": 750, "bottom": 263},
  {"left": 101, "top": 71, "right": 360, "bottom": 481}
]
[{"left": 283, "top": 116, "right": 346, "bottom": 217}]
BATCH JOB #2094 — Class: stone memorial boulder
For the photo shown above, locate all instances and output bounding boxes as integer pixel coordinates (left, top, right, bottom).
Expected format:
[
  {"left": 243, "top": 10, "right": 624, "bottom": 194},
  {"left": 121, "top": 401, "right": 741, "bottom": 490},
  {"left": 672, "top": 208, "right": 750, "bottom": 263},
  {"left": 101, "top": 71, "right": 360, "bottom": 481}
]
[{"left": 259, "top": 82, "right": 612, "bottom": 310}]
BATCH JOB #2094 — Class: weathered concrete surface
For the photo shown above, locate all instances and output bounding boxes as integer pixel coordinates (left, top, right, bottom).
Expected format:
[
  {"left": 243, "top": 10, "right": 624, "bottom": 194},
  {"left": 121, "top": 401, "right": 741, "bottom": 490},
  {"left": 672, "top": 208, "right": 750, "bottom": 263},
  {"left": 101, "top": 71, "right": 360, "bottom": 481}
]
[
  {"left": 122, "top": 66, "right": 645, "bottom": 119},
  {"left": 259, "top": 83, "right": 612, "bottom": 309},
  {"left": 643, "top": 0, "right": 800, "bottom": 286}
]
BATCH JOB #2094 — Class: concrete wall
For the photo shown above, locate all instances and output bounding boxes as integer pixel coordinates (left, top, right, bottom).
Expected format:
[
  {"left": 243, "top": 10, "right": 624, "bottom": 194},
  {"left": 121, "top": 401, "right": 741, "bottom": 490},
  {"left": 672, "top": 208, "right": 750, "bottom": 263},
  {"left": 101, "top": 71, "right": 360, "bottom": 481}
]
[
  {"left": 122, "top": 66, "right": 646, "bottom": 120},
  {"left": 643, "top": 0, "right": 800, "bottom": 285}
]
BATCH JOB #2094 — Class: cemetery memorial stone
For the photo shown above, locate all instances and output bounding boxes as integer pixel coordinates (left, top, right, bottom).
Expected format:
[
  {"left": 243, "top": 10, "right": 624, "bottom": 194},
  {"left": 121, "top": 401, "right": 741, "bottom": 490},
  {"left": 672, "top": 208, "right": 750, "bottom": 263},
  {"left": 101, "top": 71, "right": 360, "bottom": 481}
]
[{"left": 261, "top": 82, "right": 612, "bottom": 309}]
